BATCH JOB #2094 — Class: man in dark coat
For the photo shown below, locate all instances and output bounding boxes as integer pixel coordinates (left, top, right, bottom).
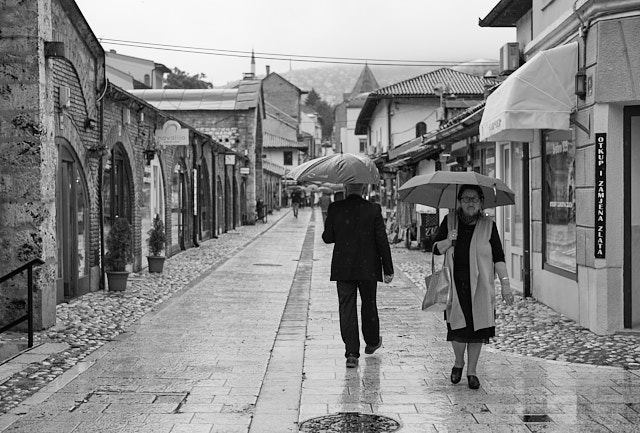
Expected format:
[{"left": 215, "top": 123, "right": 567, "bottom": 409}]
[
  {"left": 322, "top": 183, "right": 394, "bottom": 368},
  {"left": 291, "top": 189, "right": 302, "bottom": 217}
]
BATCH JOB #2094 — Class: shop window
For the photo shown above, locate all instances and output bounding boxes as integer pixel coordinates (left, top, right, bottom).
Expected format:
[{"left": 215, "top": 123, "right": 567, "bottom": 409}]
[
  {"left": 543, "top": 130, "right": 576, "bottom": 276},
  {"left": 284, "top": 151, "right": 293, "bottom": 166},
  {"left": 416, "top": 122, "right": 427, "bottom": 137},
  {"left": 359, "top": 138, "right": 367, "bottom": 153},
  {"left": 511, "top": 143, "right": 524, "bottom": 248}
]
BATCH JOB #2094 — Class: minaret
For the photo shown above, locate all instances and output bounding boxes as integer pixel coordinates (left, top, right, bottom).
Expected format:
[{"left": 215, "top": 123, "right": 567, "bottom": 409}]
[{"left": 251, "top": 48, "right": 256, "bottom": 78}]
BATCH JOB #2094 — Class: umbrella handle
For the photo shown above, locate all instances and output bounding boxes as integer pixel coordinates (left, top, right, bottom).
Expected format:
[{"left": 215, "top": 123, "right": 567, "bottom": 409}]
[{"left": 448, "top": 210, "right": 457, "bottom": 247}]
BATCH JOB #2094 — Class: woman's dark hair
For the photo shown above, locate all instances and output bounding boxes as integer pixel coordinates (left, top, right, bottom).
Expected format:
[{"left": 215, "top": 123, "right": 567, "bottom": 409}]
[{"left": 457, "top": 184, "right": 484, "bottom": 201}]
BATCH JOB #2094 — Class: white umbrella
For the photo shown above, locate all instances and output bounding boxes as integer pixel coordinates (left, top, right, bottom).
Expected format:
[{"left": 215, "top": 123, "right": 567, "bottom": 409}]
[{"left": 287, "top": 153, "right": 380, "bottom": 184}]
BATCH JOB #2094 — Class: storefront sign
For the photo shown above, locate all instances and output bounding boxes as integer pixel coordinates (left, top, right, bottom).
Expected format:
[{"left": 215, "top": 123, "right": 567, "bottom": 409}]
[
  {"left": 155, "top": 120, "right": 188, "bottom": 146},
  {"left": 595, "top": 133, "right": 606, "bottom": 258}
]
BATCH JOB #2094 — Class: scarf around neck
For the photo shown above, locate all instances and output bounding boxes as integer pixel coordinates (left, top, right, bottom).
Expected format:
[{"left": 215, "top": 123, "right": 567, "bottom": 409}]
[{"left": 457, "top": 207, "right": 480, "bottom": 225}]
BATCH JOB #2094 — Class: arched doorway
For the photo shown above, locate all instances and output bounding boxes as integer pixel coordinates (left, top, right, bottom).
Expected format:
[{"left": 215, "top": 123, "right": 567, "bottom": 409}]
[
  {"left": 225, "top": 170, "right": 232, "bottom": 232},
  {"left": 142, "top": 156, "right": 165, "bottom": 256},
  {"left": 102, "top": 143, "right": 134, "bottom": 270},
  {"left": 198, "top": 163, "right": 212, "bottom": 240},
  {"left": 240, "top": 181, "right": 247, "bottom": 224},
  {"left": 56, "top": 140, "right": 90, "bottom": 302},
  {"left": 171, "top": 162, "right": 188, "bottom": 252},
  {"left": 103, "top": 143, "right": 133, "bottom": 229},
  {"left": 216, "top": 177, "right": 224, "bottom": 236},
  {"left": 233, "top": 176, "right": 238, "bottom": 229}
]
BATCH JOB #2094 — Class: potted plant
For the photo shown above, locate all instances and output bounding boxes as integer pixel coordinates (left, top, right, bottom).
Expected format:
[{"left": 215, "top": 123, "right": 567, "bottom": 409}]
[
  {"left": 104, "top": 217, "right": 133, "bottom": 291},
  {"left": 146, "top": 214, "right": 167, "bottom": 273}
]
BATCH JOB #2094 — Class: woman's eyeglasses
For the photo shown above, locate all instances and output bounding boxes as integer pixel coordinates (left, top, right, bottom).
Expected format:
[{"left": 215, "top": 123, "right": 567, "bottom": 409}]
[{"left": 460, "top": 196, "right": 480, "bottom": 204}]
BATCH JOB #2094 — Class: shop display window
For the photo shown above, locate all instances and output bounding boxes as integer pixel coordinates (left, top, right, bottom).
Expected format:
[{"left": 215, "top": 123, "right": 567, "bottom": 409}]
[{"left": 543, "top": 130, "right": 576, "bottom": 275}]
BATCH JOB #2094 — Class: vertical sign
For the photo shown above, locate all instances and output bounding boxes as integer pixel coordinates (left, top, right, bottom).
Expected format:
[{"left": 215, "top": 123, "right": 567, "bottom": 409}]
[
  {"left": 595, "top": 133, "right": 606, "bottom": 258},
  {"left": 193, "top": 168, "right": 198, "bottom": 216}
]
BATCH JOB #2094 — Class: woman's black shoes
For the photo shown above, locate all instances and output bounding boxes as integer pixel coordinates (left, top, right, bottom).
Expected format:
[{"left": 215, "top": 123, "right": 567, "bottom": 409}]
[
  {"left": 450, "top": 367, "right": 463, "bottom": 384},
  {"left": 450, "top": 366, "right": 479, "bottom": 389},
  {"left": 467, "top": 375, "right": 480, "bottom": 389}
]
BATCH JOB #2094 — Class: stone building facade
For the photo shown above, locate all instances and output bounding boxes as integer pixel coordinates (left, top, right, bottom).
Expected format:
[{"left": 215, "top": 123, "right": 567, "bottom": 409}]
[
  {"left": 0, "top": 0, "right": 244, "bottom": 331},
  {"left": 130, "top": 85, "right": 264, "bottom": 225}
]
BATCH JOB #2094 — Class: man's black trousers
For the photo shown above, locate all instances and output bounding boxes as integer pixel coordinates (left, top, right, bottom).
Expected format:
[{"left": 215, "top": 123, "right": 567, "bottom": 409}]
[{"left": 337, "top": 280, "right": 380, "bottom": 358}]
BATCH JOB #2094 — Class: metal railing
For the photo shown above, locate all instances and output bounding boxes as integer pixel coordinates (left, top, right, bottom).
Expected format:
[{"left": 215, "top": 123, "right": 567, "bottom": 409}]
[{"left": 0, "top": 259, "right": 45, "bottom": 348}]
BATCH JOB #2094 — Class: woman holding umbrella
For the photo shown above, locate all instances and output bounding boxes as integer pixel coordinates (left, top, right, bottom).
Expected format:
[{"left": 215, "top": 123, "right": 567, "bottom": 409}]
[{"left": 431, "top": 184, "right": 514, "bottom": 390}]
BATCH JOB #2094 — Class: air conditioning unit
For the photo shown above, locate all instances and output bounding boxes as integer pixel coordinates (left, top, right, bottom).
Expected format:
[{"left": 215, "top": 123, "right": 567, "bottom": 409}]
[
  {"left": 499, "top": 42, "right": 520, "bottom": 75},
  {"left": 59, "top": 86, "right": 71, "bottom": 109},
  {"left": 435, "top": 107, "right": 446, "bottom": 121},
  {"left": 123, "top": 108, "right": 131, "bottom": 124}
]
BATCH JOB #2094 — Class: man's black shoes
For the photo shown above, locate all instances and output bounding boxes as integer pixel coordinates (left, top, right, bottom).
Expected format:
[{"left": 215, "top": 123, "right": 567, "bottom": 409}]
[
  {"left": 365, "top": 336, "right": 382, "bottom": 355},
  {"left": 346, "top": 354, "right": 359, "bottom": 368}
]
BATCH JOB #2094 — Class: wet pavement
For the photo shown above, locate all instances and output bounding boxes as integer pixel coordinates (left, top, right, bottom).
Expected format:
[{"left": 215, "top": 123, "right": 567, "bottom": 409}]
[
  {"left": 394, "top": 248, "right": 640, "bottom": 370},
  {"left": 1, "top": 206, "right": 640, "bottom": 432}
]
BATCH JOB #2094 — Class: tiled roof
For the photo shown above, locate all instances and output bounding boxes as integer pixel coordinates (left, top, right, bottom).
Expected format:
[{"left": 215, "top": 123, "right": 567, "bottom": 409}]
[
  {"left": 372, "top": 68, "right": 491, "bottom": 97},
  {"left": 130, "top": 89, "right": 238, "bottom": 110},
  {"left": 263, "top": 133, "right": 308, "bottom": 149}
]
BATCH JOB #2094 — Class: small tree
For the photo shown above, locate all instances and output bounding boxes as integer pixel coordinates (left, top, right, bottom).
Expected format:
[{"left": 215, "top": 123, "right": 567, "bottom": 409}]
[
  {"left": 104, "top": 217, "right": 133, "bottom": 272},
  {"left": 147, "top": 214, "right": 167, "bottom": 257},
  {"left": 165, "top": 67, "right": 213, "bottom": 89}
]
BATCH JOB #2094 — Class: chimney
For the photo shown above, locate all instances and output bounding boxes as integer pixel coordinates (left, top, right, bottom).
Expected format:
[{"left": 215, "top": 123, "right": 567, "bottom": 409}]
[{"left": 266, "top": 65, "right": 270, "bottom": 76}]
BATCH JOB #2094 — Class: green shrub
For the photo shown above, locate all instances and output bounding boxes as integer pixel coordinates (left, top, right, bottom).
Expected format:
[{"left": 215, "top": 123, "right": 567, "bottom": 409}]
[
  {"left": 104, "top": 217, "right": 133, "bottom": 271},
  {"left": 147, "top": 214, "right": 167, "bottom": 256}
]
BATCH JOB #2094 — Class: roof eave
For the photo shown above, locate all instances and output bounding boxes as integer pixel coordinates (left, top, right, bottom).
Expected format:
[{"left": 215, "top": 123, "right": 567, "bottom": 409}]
[{"left": 479, "top": 0, "right": 532, "bottom": 27}]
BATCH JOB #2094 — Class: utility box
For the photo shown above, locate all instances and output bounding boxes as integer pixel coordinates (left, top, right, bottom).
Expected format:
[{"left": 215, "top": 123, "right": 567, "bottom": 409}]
[{"left": 499, "top": 42, "right": 520, "bottom": 75}]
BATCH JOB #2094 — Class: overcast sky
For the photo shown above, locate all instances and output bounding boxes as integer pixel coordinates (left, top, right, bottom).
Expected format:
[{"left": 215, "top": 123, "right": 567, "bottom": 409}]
[{"left": 75, "top": 0, "right": 515, "bottom": 87}]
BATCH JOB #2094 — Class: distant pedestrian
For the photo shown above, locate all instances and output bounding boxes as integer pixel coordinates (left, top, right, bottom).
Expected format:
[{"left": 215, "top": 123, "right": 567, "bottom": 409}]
[
  {"left": 322, "top": 183, "right": 394, "bottom": 368},
  {"left": 431, "top": 184, "right": 514, "bottom": 390},
  {"left": 291, "top": 189, "right": 302, "bottom": 218},
  {"left": 317, "top": 191, "right": 332, "bottom": 223}
]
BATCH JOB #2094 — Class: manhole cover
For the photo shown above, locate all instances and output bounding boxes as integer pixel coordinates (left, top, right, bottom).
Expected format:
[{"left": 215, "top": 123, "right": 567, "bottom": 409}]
[{"left": 299, "top": 412, "right": 401, "bottom": 433}]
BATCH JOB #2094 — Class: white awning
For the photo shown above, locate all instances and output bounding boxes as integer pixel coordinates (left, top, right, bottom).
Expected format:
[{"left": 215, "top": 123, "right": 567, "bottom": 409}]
[{"left": 479, "top": 42, "right": 578, "bottom": 142}]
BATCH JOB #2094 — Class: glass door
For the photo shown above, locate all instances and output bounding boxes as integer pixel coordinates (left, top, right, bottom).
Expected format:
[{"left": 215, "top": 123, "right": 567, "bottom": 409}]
[
  {"left": 56, "top": 144, "right": 89, "bottom": 302},
  {"left": 500, "top": 143, "right": 524, "bottom": 289}
]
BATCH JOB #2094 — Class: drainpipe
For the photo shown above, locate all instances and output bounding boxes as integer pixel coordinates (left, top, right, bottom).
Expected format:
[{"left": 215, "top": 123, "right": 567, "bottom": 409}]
[
  {"left": 523, "top": 143, "right": 531, "bottom": 298},
  {"left": 573, "top": 0, "right": 589, "bottom": 68}
]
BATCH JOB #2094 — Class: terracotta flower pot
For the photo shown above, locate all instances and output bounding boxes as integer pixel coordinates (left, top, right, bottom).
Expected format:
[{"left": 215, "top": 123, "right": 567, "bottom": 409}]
[
  {"left": 147, "top": 256, "right": 166, "bottom": 273},
  {"left": 106, "top": 271, "right": 129, "bottom": 292}
]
